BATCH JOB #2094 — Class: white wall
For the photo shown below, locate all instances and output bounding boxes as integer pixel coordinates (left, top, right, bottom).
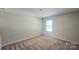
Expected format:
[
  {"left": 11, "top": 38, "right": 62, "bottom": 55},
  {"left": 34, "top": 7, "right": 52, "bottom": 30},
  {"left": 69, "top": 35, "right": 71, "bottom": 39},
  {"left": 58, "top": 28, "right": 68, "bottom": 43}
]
[
  {"left": 0, "top": 12, "right": 42, "bottom": 46},
  {"left": 43, "top": 12, "right": 79, "bottom": 43}
]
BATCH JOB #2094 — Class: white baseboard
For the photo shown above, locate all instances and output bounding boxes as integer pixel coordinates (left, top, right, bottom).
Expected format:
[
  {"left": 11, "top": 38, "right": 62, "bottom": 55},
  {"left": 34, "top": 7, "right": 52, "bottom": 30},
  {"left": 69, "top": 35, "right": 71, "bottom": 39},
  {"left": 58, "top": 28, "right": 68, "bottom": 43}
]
[
  {"left": 44, "top": 33, "right": 79, "bottom": 45},
  {"left": 2, "top": 33, "right": 42, "bottom": 47}
]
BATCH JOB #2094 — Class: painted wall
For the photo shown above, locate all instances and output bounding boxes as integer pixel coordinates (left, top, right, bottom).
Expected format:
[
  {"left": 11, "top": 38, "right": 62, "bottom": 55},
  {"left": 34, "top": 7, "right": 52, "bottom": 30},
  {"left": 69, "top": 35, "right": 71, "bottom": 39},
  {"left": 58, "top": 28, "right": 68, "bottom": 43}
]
[
  {"left": 0, "top": 12, "right": 42, "bottom": 46},
  {"left": 43, "top": 12, "right": 79, "bottom": 43}
]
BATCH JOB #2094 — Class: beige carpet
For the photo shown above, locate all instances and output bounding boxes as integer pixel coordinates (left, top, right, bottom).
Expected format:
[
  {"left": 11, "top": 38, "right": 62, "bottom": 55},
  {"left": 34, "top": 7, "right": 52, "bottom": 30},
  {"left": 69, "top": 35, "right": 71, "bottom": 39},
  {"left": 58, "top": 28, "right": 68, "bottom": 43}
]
[{"left": 2, "top": 35, "right": 79, "bottom": 50}]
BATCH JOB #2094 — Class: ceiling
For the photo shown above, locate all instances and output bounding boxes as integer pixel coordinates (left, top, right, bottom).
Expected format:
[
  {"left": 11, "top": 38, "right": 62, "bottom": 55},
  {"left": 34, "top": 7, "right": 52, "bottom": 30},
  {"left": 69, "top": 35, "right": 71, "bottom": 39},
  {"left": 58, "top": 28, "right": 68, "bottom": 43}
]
[{"left": 0, "top": 8, "right": 79, "bottom": 18}]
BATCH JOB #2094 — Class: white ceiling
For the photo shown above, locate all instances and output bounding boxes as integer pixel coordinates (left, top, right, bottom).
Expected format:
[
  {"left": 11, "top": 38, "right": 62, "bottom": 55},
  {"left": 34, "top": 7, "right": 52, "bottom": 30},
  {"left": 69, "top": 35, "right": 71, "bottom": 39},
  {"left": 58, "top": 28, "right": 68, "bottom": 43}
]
[{"left": 0, "top": 8, "right": 79, "bottom": 18}]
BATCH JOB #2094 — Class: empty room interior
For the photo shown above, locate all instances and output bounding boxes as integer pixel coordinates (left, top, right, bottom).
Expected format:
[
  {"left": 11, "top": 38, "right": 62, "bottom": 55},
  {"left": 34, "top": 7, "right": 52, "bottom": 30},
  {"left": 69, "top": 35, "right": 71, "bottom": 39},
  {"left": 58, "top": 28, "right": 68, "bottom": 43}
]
[{"left": 0, "top": 8, "right": 79, "bottom": 50}]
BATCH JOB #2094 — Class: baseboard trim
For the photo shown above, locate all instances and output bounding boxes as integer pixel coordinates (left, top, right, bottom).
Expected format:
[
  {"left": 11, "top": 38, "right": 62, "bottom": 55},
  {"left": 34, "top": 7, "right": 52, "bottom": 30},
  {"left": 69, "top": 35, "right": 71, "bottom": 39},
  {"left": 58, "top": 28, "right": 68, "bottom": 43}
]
[
  {"left": 2, "top": 33, "right": 42, "bottom": 47},
  {"left": 44, "top": 34, "right": 79, "bottom": 45}
]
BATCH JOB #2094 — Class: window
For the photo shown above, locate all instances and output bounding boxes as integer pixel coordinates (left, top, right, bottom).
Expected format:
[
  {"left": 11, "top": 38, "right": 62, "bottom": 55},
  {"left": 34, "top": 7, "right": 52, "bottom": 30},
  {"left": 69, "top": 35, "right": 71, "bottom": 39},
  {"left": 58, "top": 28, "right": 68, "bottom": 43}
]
[{"left": 46, "top": 20, "right": 52, "bottom": 32}]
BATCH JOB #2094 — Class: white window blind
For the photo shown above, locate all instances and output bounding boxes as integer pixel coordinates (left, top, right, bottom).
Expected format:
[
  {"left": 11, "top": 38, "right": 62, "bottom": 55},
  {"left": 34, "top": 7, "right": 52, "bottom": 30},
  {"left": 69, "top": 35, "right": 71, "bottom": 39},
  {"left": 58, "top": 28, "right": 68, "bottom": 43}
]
[{"left": 46, "top": 20, "right": 52, "bottom": 32}]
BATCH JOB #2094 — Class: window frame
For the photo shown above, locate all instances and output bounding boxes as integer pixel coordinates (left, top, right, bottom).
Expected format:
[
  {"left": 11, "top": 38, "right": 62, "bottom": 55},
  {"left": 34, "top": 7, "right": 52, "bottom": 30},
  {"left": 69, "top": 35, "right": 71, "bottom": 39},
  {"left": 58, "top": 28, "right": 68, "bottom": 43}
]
[{"left": 46, "top": 19, "right": 53, "bottom": 32}]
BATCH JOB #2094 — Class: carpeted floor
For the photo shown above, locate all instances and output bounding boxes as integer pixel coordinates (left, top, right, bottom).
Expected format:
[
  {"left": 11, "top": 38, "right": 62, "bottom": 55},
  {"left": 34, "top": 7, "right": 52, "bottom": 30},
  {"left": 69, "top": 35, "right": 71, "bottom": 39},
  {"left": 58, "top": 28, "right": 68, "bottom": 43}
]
[{"left": 2, "top": 35, "right": 79, "bottom": 50}]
